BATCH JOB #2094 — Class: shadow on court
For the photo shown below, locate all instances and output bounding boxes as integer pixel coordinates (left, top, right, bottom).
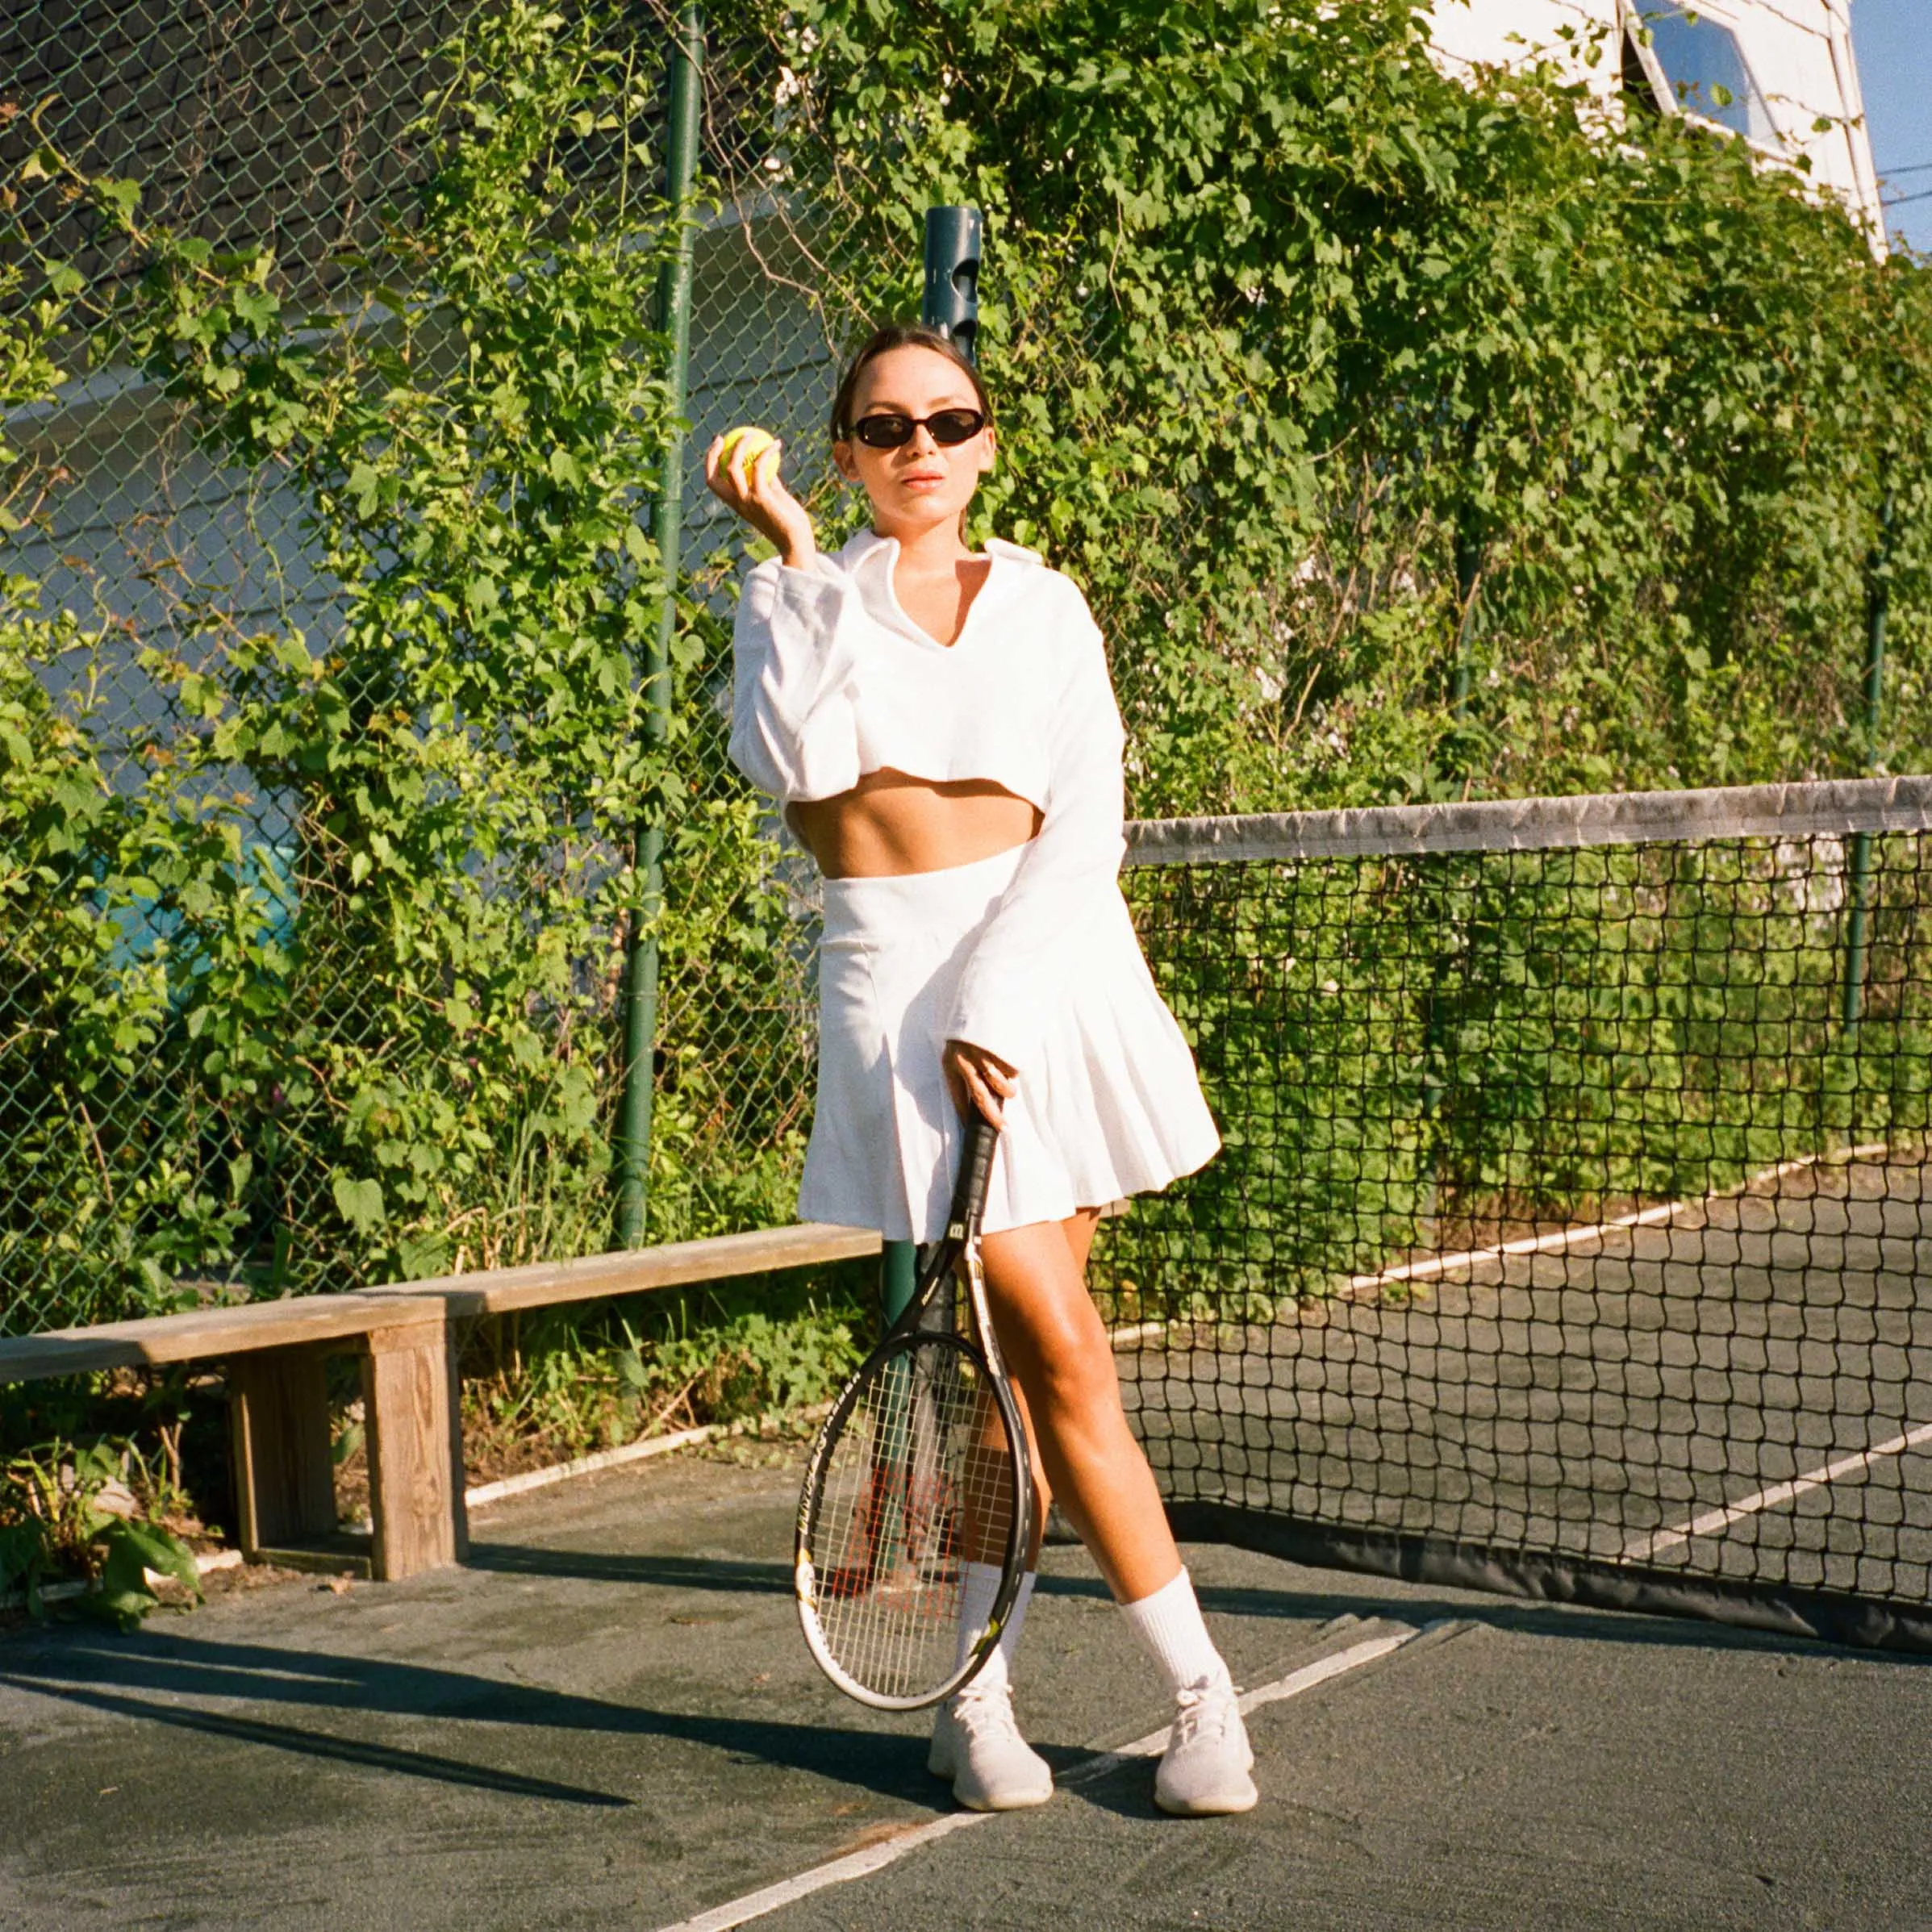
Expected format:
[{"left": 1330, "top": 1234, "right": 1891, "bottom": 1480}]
[
  {"left": 466, "top": 1536, "right": 1926, "bottom": 1658},
  {"left": 0, "top": 1628, "right": 945, "bottom": 1808},
  {"left": 3, "top": 1448, "right": 1929, "bottom": 1932}
]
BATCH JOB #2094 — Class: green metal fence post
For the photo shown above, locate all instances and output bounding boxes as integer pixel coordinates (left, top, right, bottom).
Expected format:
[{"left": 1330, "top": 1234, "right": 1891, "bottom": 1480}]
[
  {"left": 1842, "top": 487, "right": 1897, "bottom": 1038},
  {"left": 615, "top": 5, "right": 703, "bottom": 1248},
  {"left": 874, "top": 203, "right": 985, "bottom": 1325},
  {"left": 1449, "top": 515, "right": 1481, "bottom": 729},
  {"left": 1417, "top": 516, "right": 1483, "bottom": 1241}
]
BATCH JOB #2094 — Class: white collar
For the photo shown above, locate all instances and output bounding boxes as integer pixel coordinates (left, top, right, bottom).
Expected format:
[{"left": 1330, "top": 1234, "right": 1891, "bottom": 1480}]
[{"left": 832, "top": 528, "right": 1043, "bottom": 649}]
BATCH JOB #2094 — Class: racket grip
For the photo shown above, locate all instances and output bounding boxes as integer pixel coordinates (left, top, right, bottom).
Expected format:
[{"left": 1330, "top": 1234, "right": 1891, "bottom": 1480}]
[{"left": 950, "top": 1111, "right": 999, "bottom": 1233}]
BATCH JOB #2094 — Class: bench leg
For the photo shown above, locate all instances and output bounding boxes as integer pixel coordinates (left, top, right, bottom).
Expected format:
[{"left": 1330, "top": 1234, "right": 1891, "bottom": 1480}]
[
  {"left": 361, "top": 1314, "right": 465, "bottom": 1581},
  {"left": 229, "top": 1346, "right": 336, "bottom": 1554}
]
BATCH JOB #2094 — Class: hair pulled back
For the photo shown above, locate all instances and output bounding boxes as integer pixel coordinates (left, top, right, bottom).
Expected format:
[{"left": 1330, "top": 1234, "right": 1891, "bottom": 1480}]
[{"left": 828, "top": 322, "right": 992, "bottom": 441}]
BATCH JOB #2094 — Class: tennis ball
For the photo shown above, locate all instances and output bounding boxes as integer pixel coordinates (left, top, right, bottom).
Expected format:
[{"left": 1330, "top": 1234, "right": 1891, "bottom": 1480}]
[{"left": 718, "top": 424, "right": 778, "bottom": 472}]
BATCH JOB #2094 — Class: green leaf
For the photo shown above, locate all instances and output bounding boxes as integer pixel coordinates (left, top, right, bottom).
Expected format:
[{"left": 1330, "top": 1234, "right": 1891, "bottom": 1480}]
[
  {"left": 105, "top": 1517, "right": 203, "bottom": 1600},
  {"left": 332, "top": 1175, "right": 387, "bottom": 1233},
  {"left": 394, "top": 1232, "right": 451, "bottom": 1282}
]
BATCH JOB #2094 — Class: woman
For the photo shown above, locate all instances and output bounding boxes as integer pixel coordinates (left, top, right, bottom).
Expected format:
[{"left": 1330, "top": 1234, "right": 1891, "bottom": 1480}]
[{"left": 705, "top": 323, "right": 1253, "bottom": 1818}]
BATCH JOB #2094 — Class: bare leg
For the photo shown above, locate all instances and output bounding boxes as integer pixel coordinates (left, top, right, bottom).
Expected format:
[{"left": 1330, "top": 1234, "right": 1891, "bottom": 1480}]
[
  {"left": 999, "top": 1208, "right": 1093, "bottom": 1567},
  {"left": 979, "top": 1210, "right": 1182, "bottom": 1604}
]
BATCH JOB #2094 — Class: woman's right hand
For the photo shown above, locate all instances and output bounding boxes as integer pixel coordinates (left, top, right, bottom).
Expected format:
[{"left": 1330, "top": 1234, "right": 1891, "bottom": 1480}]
[
  {"left": 942, "top": 1038, "right": 1018, "bottom": 1131},
  {"left": 703, "top": 433, "right": 817, "bottom": 571}
]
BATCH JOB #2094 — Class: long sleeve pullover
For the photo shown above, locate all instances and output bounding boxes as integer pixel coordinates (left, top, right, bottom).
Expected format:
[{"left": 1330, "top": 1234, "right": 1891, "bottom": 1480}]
[{"left": 728, "top": 528, "right": 1128, "bottom": 1072}]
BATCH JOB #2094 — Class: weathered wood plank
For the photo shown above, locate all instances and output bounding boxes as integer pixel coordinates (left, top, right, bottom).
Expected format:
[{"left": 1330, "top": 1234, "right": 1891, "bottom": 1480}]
[
  {"left": 361, "top": 1314, "right": 458, "bottom": 1583},
  {"left": 443, "top": 1325, "right": 470, "bottom": 1566},
  {"left": 0, "top": 1225, "right": 882, "bottom": 1385},
  {"left": 0, "top": 1293, "right": 461, "bottom": 1382},
  {"left": 382, "top": 1222, "right": 883, "bottom": 1319},
  {"left": 229, "top": 1346, "right": 336, "bottom": 1554}
]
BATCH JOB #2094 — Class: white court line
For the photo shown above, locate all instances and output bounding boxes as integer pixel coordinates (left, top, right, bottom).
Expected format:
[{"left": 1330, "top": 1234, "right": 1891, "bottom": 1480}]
[
  {"left": 1081, "top": 1145, "right": 1904, "bottom": 1354},
  {"left": 465, "top": 1405, "right": 836, "bottom": 1512},
  {"left": 647, "top": 1623, "right": 1422, "bottom": 1932},
  {"left": 1058, "top": 1622, "right": 1421, "bottom": 1787},
  {"left": 465, "top": 1425, "right": 722, "bottom": 1509},
  {"left": 1108, "top": 1148, "right": 1865, "bottom": 1350},
  {"left": 1350, "top": 1140, "right": 1896, "bottom": 1295},
  {"left": 1621, "top": 1419, "right": 1932, "bottom": 1563}
]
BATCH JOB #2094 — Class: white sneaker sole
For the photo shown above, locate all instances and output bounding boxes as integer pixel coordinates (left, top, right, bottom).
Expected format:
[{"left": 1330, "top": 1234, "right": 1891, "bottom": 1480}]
[
  {"left": 928, "top": 1725, "right": 1054, "bottom": 1811},
  {"left": 953, "top": 1780, "right": 1054, "bottom": 1813},
  {"left": 1154, "top": 1779, "right": 1259, "bottom": 1817}
]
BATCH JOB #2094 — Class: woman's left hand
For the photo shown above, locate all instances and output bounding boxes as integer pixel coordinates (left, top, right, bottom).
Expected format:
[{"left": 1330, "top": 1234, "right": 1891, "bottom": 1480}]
[{"left": 942, "top": 1038, "right": 1017, "bottom": 1129}]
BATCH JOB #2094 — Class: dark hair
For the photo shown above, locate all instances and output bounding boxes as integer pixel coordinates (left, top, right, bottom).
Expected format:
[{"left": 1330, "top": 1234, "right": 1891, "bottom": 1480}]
[{"left": 828, "top": 322, "right": 993, "bottom": 440}]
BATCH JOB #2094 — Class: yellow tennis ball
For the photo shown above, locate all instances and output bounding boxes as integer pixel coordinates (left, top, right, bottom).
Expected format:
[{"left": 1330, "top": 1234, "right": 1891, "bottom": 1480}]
[{"left": 718, "top": 424, "right": 778, "bottom": 471}]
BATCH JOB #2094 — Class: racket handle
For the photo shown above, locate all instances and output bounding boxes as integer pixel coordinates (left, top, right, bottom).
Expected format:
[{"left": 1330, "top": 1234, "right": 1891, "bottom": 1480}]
[{"left": 949, "top": 1111, "right": 999, "bottom": 1236}]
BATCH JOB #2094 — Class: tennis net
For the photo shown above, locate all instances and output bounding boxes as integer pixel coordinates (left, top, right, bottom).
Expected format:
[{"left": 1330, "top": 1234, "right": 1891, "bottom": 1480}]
[{"left": 1100, "top": 776, "right": 1932, "bottom": 1652}]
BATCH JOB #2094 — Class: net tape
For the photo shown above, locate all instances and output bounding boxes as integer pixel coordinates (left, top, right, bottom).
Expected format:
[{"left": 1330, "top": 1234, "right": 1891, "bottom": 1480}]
[{"left": 1126, "top": 774, "right": 1932, "bottom": 866}]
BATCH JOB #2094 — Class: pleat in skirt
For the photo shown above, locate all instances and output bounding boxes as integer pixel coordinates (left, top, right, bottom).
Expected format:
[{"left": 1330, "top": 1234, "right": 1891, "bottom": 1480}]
[{"left": 798, "top": 844, "right": 1221, "bottom": 1242}]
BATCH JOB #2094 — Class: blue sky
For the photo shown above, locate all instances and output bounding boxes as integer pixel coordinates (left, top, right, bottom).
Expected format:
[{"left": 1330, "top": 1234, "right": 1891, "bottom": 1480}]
[{"left": 1852, "top": 0, "right": 1932, "bottom": 253}]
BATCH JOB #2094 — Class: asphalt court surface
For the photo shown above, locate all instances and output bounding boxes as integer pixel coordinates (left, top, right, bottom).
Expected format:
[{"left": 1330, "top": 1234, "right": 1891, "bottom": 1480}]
[
  {"left": 4, "top": 1448, "right": 1931, "bottom": 1930},
  {"left": 1125, "top": 1157, "right": 1932, "bottom": 1599}
]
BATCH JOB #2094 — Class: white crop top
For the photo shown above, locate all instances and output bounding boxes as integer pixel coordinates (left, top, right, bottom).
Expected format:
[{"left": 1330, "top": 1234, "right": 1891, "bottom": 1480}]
[{"left": 728, "top": 527, "right": 1128, "bottom": 1073}]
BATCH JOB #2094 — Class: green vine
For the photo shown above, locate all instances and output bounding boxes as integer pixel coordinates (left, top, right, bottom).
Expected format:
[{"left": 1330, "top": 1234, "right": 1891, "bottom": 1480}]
[
  {"left": 751, "top": 0, "right": 1932, "bottom": 813},
  {"left": 0, "top": 3, "right": 801, "bottom": 1329}
]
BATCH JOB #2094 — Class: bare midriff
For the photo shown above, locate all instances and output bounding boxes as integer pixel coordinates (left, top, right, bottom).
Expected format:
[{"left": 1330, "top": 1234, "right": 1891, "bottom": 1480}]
[{"left": 788, "top": 768, "right": 1042, "bottom": 879}]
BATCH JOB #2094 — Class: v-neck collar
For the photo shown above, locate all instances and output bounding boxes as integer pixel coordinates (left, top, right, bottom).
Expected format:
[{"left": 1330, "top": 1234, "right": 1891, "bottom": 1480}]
[{"left": 840, "top": 529, "right": 1024, "bottom": 653}]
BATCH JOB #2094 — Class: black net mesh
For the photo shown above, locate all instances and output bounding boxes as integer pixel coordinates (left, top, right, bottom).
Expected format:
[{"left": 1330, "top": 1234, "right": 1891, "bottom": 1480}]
[{"left": 1095, "top": 780, "right": 1932, "bottom": 1640}]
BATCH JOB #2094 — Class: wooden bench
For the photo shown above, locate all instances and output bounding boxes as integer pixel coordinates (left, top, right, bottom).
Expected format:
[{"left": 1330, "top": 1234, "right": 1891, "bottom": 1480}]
[{"left": 0, "top": 1223, "right": 882, "bottom": 1583}]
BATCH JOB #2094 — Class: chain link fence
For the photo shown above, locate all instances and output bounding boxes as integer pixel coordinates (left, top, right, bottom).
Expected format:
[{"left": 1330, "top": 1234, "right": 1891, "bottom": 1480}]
[
  {"left": 6, "top": 0, "right": 1915, "bottom": 1358},
  {"left": 0, "top": 1, "right": 896, "bottom": 1336},
  {"left": 645, "top": 2, "right": 905, "bottom": 1262}
]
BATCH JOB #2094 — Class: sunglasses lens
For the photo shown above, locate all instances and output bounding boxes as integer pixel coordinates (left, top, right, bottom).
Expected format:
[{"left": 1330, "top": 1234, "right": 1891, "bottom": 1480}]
[
  {"left": 849, "top": 411, "right": 986, "bottom": 449},
  {"left": 853, "top": 415, "right": 914, "bottom": 449},
  {"left": 928, "top": 410, "right": 985, "bottom": 445}
]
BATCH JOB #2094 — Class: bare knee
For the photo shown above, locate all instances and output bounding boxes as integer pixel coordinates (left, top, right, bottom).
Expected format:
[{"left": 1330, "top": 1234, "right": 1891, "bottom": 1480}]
[
  {"left": 1041, "top": 1310, "right": 1124, "bottom": 1418},
  {"left": 981, "top": 1224, "right": 1119, "bottom": 1421}
]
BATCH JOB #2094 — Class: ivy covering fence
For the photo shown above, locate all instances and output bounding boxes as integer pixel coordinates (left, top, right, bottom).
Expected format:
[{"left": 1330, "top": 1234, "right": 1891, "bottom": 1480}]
[{"left": 2, "top": 0, "right": 1930, "bottom": 1344}]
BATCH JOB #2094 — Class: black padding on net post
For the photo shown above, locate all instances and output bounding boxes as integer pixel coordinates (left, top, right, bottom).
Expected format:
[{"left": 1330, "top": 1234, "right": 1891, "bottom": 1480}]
[
  {"left": 1102, "top": 775, "right": 1932, "bottom": 1655},
  {"left": 922, "top": 206, "right": 983, "bottom": 365}
]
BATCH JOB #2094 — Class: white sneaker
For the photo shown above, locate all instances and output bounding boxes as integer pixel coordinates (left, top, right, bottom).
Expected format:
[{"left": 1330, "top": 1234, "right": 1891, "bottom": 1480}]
[
  {"left": 1154, "top": 1675, "right": 1258, "bottom": 1817},
  {"left": 928, "top": 1684, "right": 1054, "bottom": 1811}
]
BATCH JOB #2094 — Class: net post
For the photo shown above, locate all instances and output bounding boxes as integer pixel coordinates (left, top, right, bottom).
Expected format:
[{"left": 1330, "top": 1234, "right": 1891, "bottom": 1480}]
[
  {"left": 615, "top": 4, "right": 703, "bottom": 1247},
  {"left": 880, "top": 1238, "right": 918, "bottom": 1330},
  {"left": 1420, "top": 518, "right": 1484, "bottom": 1236},
  {"left": 878, "top": 204, "right": 985, "bottom": 1322},
  {"left": 1841, "top": 486, "right": 1896, "bottom": 1038},
  {"left": 922, "top": 205, "right": 983, "bottom": 364}
]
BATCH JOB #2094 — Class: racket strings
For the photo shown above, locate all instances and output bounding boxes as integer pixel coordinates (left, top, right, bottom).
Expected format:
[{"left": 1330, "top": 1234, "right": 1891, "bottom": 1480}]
[{"left": 808, "top": 1337, "right": 1022, "bottom": 1701}]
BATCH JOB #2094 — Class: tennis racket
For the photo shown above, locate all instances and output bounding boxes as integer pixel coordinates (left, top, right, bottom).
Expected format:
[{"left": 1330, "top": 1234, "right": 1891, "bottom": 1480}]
[{"left": 795, "top": 1112, "right": 1034, "bottom": 1710}]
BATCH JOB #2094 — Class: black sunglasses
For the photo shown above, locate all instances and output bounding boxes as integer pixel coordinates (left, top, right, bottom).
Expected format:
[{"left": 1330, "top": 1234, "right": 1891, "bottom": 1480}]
[{"left": 845, "top": 407, "right": 987, "bottom": 450}]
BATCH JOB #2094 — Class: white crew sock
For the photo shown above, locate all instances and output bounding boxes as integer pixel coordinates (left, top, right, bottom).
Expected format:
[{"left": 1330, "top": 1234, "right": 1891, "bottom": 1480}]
[
  {"left": 954, "top": 1560, "right": 1036, "bottom": 1697},
  {"left": 1120, "top": 1567, "right": 1231, "bottom": 1694}
]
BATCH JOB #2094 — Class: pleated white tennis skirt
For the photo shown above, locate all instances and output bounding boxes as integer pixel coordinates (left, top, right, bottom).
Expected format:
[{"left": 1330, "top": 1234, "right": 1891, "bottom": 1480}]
[{"left": 798, "top": 844, "right": 1221, "bottom": 1242}]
